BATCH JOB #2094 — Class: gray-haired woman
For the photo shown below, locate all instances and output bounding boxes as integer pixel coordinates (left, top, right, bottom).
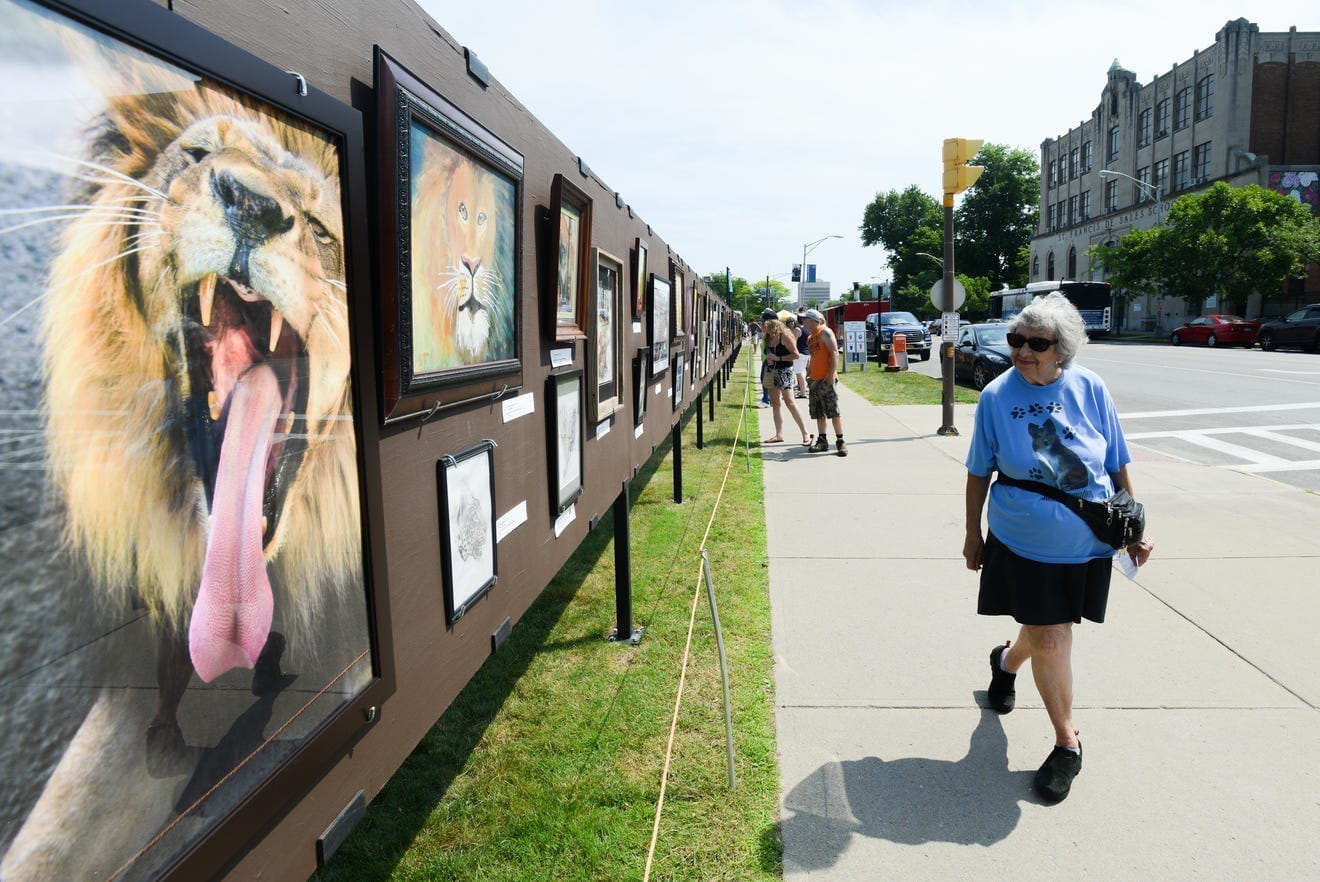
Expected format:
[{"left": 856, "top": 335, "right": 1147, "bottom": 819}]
[{"left": 961, "top": 293, "right": 1154, "bottom": 802}]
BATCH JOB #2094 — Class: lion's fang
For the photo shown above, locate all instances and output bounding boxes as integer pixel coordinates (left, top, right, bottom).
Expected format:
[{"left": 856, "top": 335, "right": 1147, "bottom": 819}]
[
  {"left": 208, "top": 390, "right": 221, "bottom": 421},
  {"left": 269, "top": 310, "right": 284, "bottom": 352},
  {"left": 199, "top": 272, "right": 217, "bottom": 326}
]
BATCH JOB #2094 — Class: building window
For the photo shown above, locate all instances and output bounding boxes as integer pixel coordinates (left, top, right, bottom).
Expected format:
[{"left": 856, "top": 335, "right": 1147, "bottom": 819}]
[
  {"left": 1081, "top": 141, "right": 1092, "bottom": 171},
  {"left": 1153, "top": 158, "right": 1169, "bottom": 197},
  {"left": 1193, "top": 142, "right": 1212, "bottom": 183},
  {"left": 1047, "top": 156, "right": 1056, "bottom": 188},
  {"left": 1047, "top": 252, "right": 1055, "bottom": 281},
  {"left": 1195, "top": 74, "right": 1214, "bottom": 120},
  {"left": 1069, "top": 147, "right": 1078, "bottom": 179},
  {"left": 1155, "top": 99, "right": 1170, "bottom": 137},
  {"left": 1137, "top": 108, "right": 1152, "bottom": 147},
  {"left": 1067, "top": 247, "right": 1077, "bottom": 279},
  {"left": 1173, "top": 86, "right": 1191, "bottom": 130},
  {"left": 1032, "top": 254, "right": 1039, "bottom": 278},
  {"left": 1104, "top": 179, "right": 1118, "bottom": 212},
  {"left": 1068, "top": 195, "right": 1077, "bottom": 226},
  {"left": 1172, "top": 150, "right": 1189, "bottom": 190},
  {"left": 1080, "top": 191, "right": 1091, "bottom": 220},
  {"left": 1108, "top": 126, "right": 1120, "bottom": 161},
  {"left": 1137, "top": 166, "right": 1152, "bottom": 202},
  {"left": 1048, "top": 204, "right": 1056, "bottom": 230}
]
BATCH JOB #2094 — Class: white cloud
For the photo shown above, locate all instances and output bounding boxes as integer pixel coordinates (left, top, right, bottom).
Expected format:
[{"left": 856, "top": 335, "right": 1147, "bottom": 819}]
[{"left": 418, "top": 0, "right": 1316, "bottom": 301}]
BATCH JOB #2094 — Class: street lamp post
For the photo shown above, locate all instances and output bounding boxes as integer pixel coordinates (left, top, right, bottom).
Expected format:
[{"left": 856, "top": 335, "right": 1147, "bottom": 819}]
[
  {"left": 1098, "top": 168, "right": 1162, "bottom": 218},
  {"left": 801, "top": 234, "right": 843, "bottom": 306}
]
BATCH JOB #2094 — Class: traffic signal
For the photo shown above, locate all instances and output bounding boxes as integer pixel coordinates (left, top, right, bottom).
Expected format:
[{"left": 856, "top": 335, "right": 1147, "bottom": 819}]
[
  {"left": 791, "top": 264, "right": 801, "bottom": 282},
  {"left": 942, "top": 137, "right": 984, "bottom": 204}
]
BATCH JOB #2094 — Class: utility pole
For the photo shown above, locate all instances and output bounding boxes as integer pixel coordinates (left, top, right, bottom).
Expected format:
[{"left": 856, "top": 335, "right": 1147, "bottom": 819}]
[{"left": 937, "top": 138, "right": 984, "bottom": 436}]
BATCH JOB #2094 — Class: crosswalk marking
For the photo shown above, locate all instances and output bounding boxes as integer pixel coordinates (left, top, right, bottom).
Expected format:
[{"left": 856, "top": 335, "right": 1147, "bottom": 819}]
[{"left": 1126, "top": 422, "right": 1320, "bottom": 473}]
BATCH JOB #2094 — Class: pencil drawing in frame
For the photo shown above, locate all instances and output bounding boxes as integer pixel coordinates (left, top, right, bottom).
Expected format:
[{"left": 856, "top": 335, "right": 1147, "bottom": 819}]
[
  {"left": 632, "top": 348, "right": 650, "bottom": 428},
  {"left": 547, "top": 370, "right": 585, "bottom": 514},
  {"left": 436, "top": 440, "right": 497, "bottom": 625},
  {"left": 589, "top": 247, "right": 625, "bottom": 422},
  {"left": 376, "top": 49, "right": 523, "bottom": 422},
  {"left": 631, "top": 237, "right": 648, "bottom": 320},
  {"left": 649, "top": 274, "right": 671, "bottom": 376},
  {"left": 548, "top": 173, "right": 591, "bottom": 341}
]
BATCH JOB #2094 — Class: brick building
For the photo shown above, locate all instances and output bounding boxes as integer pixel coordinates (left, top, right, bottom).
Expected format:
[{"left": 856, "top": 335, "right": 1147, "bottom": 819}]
[{"left": 1032, "top": 18, "right": 1319, "bottom": 332}]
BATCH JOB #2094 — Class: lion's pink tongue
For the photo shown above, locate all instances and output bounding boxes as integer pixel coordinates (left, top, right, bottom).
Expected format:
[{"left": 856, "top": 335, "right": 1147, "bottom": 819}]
[{"left": 189, "top": 363, "right": 279, "bottom": 683}]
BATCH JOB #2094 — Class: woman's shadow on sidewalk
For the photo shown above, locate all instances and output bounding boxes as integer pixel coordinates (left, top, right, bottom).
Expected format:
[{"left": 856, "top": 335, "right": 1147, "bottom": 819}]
[{"left": 773, "top": 703, "right": 1038, "bottom": 874}]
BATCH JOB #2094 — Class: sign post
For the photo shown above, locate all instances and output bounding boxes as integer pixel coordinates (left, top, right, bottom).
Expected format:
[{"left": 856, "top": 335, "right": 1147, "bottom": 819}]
[{"left": 937, "top": 138, "right": 984, "bottom": 436}]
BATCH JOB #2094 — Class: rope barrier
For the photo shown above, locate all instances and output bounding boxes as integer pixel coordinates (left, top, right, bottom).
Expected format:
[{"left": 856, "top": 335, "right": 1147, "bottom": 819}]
[{"left": 643, "top": 346, "right": 753, "bottom": 881}]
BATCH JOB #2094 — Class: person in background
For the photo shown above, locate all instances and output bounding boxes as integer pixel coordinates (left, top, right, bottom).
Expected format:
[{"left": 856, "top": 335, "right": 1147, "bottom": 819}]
[
  {"left": 759, "top": 308, "right": 775, "bottom": 407},
  {"left": 801, "top": 309, "right": 846, "bottom": 456},
  {"left": 761, "top": 316, "right": 811, "bottom": 446},
  {"left": 788, "top": 313, "right": 809, "bottom": 399},
  {"left": 962, "top": 292, "right": 1154, "bottom": 803}
]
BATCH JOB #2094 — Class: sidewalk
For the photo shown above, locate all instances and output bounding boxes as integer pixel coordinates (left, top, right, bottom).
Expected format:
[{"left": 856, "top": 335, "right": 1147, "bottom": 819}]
[{"left": 759, "top": 380, "right": 1320, "bottom": 879}]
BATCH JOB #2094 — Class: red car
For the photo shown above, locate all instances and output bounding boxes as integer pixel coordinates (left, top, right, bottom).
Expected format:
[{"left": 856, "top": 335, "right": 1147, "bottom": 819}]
[{"left": 1170, "top": 314, "right": 1261, "bottom": 347}]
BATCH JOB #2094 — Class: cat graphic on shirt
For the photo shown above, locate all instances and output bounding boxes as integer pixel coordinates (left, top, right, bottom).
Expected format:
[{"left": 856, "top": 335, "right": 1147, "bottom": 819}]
[{"left": 1028, "top": 417, "right": 1089, "bottom": 490}]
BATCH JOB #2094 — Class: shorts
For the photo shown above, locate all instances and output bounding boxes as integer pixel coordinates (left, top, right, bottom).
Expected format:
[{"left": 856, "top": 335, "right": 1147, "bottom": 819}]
[
  {"left": 771, "top": 365, "right": 795, "bottom": 389},
  {"left": 977, "top": 531, "right": 1112, "bottom": 625},
  {"left": 808, "top": 378, "right": 839, "bottom": 419}
]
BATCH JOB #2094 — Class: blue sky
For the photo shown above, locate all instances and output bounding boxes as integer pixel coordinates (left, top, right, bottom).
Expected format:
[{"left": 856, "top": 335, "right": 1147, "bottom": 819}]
[{"left": 419, "top": 0, "right": 1316, "bottom": 304}]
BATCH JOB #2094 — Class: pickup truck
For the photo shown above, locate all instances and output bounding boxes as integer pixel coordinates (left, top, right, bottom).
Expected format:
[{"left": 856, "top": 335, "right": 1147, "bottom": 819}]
[{"left": 866, "top": 310, "right": 932, "bottom": 361}]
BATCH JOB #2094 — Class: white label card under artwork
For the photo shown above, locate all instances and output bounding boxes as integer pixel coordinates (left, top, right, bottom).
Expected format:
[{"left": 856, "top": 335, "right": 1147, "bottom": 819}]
[
  {"left": 550, "top": 347, "right": 573, "bottom": 368},
  {"left": 501, "top": 392, "right": 535, "bottom": 423},
  {"left": 634, "top": 423, "right": 644, "bottom": 438},
  {"left": 654, "top": 382, "right": 662, "bottom": 396},
  {"left": 495, "top": 500, "right": 528, "bottom": 542},
  {"left": 632, "top": 321, "right": 642, "bottom": 334},
  {"left": 553, "top": 504, "right": 576, "bottom": 538},
  {"left": 595, "top": 419, "right": 611, "bottom": 440}
]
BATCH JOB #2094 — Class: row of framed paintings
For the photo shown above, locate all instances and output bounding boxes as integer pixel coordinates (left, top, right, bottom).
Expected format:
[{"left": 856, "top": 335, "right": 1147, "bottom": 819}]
[{"left": 378, "top": 49, "right": 729, "bottom": 425}]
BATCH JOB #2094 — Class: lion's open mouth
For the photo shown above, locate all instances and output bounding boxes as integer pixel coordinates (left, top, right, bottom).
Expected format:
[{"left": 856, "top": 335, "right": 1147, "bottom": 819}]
[{"left": 182, "top": 271, "right": 309, "bottom": 683}]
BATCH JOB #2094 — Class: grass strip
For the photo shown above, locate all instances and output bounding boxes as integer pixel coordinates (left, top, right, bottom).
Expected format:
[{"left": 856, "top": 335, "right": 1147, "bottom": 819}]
[
  {"left": 838, "top": 361, "right": 980, "bottom": 406},
  {"left": 316, "top": 348, "right": 780, "bottom": 882}
]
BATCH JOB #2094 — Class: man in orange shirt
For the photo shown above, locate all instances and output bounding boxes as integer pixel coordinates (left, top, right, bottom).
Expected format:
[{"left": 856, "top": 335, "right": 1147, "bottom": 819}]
[{"left": 801, "top": 309, "right": 846, "bottom": 456}]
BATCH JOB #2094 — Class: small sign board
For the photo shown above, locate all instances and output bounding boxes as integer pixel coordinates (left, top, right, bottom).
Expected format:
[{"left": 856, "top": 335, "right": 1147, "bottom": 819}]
[
  {"left": 941, "top": 311, "right": 960, "bottom": 340},
  {"left": 844, "top": 321, "right": 867, "bottom": 365}
]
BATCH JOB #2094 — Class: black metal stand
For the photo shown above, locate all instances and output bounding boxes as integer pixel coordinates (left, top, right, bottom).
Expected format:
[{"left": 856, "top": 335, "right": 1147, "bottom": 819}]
[
  {"left": 608, "top": 480, "right": 643, "bottom": 644},
  {"left": 696, "top": 390, "right": 705, "bottom": 449},
  {"left": 672, "top": 423, "right": 683, "bottom": 503}
]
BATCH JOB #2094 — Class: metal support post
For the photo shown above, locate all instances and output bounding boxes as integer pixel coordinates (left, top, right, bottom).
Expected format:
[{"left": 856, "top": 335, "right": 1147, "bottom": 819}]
[
  {"left": 609, "top": 481, "right": 642, "bottom": 644},
  {"left": 696, "top": 390, "right": 705, "bottom": 449},
  {"left": 708, "top": 376, "right": 715, "bottom": 422},
  {"left": 671, "top": 423, "right": 683, "bottom": 503},
  {"left": 937, "top": 203, "right": 959, "bottom": 436}
]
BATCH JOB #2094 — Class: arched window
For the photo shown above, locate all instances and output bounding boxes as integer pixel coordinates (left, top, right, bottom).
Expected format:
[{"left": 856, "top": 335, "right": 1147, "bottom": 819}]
[
  {"left": 1047, "top": 252, "right": 1055, "bottom": 281},
  {"left": 1032, "top": 254, "right": 1039, "bottom": 278},
  {"left": 1067, "top": 247, "right": 1077, "bottom": 278}
]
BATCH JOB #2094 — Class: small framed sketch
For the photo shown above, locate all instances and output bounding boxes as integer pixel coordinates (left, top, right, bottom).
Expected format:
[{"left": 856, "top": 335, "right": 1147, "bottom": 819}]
[
  {"left": 548, "top": 371, "right": 585, "bottom": 514},
  {"left": 633, "top": 348, "right": 651, "bottom": 428},
  {"left": 671, "top": 263, "right": 685, "bottom": 341},
  {"left": 548, "top": 173, "right": 592, "bottom": 341},
  {"left": 437, "top": 441, "right": 498, "bottom": 626},
  {"left": 672, "top": 351, "right": 686, "bottom": 411},
  {"left": 632, "top": 237, "right": 648, "bottom": 320},
  {"left": 589, "top": 247, "right": 625, "bottom": 422},
  {"left": 649, "top": 274, "right": 671, "bottom": 376}
]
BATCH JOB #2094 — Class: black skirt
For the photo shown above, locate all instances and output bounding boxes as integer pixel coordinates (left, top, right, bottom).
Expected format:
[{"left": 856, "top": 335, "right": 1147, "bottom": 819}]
[{"left": 977, "top": 532, "right": 1113, "bottom": 625}]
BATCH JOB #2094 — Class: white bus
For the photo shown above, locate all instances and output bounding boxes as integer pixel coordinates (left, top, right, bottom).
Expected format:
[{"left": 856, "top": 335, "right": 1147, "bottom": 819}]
[{"left": 989, "top": 280, "right": 1113, "bottom": 335}]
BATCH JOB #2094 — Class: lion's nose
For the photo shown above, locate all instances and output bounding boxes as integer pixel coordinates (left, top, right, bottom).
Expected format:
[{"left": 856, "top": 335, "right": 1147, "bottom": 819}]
[{"left": 212, "top": 170, "right": 293, "bottom": 244}]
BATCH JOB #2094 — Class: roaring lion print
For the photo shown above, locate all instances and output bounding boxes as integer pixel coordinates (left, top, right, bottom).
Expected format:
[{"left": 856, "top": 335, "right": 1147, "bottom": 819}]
[{"left": 1, "top": 5, "right": 369, "bottom": 878}]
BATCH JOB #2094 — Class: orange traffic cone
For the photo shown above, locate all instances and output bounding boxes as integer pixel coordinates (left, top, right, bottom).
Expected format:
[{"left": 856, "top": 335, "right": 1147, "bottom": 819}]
[{"left": 885, "top": 333, "right": 909, "bottom": 372}]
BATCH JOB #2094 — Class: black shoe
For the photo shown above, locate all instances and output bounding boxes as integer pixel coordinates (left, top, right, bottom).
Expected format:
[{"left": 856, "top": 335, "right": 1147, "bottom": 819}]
[
  {"left": 987, "top": 643, "right": 1016, "bottom": 713},
  {"left": 836, "top": 439, "right": 847, "bottom": 457},
  {"left": 810, "top": 436, "right": 829, "bottom": 453},
  {"left": 1034, "top": 743, "right": 1082, "bottom": 802}
]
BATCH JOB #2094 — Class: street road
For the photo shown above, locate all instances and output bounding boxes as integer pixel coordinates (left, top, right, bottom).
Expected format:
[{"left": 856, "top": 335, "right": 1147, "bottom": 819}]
[{"left": 907, "top": 337, "right": 1320, "bottom": 493}]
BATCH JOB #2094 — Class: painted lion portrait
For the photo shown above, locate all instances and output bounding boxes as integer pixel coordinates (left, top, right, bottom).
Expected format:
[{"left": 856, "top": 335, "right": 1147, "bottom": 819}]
[{"left": 0, "top": 6, "right": 369, "bottom": 878}]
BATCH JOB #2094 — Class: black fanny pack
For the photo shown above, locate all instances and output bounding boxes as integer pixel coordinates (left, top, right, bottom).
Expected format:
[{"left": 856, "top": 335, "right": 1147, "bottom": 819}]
[{"left": 996, "top": 472, "right": 1145, "bottom": 550}]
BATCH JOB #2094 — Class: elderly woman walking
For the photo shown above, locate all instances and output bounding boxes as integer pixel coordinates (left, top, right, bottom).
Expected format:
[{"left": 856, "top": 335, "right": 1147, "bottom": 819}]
[
  {"left": 761, "top": 315, "right": 812, "bottom": 446},
  {"left": 962, "top": 293, "right": 1154, "bottom": 803}
]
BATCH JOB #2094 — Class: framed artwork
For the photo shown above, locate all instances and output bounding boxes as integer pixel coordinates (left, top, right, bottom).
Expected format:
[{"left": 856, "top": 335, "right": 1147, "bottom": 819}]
[
  {"left": 633, "top": 348, "right": 651, "bottom": 428},
  {"left": 437, "top": 441, "right": 497, "bottom": 625},
  {"left": 589, "top": 248, "right": 625, "bottom": 422},
  {"left": 376, "top": 50, "right": 523, "bottom": 422},
  {"left": 548, "top": 371, "right": 585, "bottom": 514},
  {"left": 0, "top": 1, "right": 393, "bottom": 879},
  {"left": 671, "top": 263, "right": 685, "bottom": 341},
  {"left": 649, "top": 274, "right": 671, "bottom": 376},
  {"left": 673, "top": 352, "right": 686, "bottom": 411},
  {"left": 631, "top": 238, "right": 648, "bottom": 320},
  {"left": 547, "top": 173, "right": 592, "bottom": 341}
]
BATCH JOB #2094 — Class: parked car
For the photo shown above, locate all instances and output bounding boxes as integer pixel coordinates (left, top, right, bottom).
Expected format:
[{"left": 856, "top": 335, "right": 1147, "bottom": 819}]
[
  {"left": 867, "top": 310, "right": 931, "bottom": 361},
  {"left": 939, "top": 322, "right": 1013, "bottom": 390},
  {"left": 1169, "top": 314, "right": 1261, "bottom": 347},
  {"left": 1256, "top": 304, "right": 1320, "bottom": 352}
]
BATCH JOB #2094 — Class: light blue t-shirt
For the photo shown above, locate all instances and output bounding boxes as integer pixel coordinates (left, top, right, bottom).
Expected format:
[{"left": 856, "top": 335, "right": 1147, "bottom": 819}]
[{"left": 965, "top": 364, "right": 1131, "bottom": 564}]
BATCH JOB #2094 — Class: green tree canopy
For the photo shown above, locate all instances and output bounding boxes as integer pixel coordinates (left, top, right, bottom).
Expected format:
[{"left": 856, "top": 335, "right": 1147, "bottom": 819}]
[
  {"left": 860, "top": 185, "right": 944, "bottom": 293},
  {"left": 1090, "top": 182, "right": 1320, "bottom": 314},
  {"left": 954, "top": 144, "right": 1040, "bottom": 289}
]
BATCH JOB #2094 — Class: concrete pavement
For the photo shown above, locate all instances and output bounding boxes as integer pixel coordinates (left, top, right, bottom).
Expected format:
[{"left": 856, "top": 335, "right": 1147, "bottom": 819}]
[{"left": 758, "top": 374, "right": 1320, "bottom": 879}]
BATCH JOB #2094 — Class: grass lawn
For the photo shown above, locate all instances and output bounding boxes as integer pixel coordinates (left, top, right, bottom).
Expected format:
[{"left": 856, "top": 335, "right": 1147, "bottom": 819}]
[
  {"left": 837, "top": 360, "right": 980, "bottom": 406},
  {"left": 316, "top": 349, "right": 780, "bottom": 882}
]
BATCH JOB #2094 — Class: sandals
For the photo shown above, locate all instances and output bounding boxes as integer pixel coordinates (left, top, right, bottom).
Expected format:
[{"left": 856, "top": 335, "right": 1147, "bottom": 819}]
[
  {"left": 802, "top": 434, "right": 814, "bottom": 447},
  {"left": 762, "top": 436, "right": 784, "bottom": 444}
]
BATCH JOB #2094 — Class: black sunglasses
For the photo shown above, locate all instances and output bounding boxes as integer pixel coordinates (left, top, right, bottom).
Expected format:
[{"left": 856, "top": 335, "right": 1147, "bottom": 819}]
[{"left": 1006, "top": 332, "right": 1056, "bottom": 352}]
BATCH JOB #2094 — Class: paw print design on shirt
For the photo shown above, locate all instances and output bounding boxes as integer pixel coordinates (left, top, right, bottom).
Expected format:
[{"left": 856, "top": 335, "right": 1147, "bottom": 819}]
[
  {"left": 1046, "top": 401, "right": 1064, "bottom": 414},
  {"left": 1010, "top": 406, "right": 1027, "bottom": 419},
  {"left": 1027, "top": 403, "right": 1045, "bottom": 416},
  {"left": 1062, "top": 425, "right": 1077, "bottom": 441},
  {"left": 1028, "top": 466, "right": 1046, "bottom": 480}
]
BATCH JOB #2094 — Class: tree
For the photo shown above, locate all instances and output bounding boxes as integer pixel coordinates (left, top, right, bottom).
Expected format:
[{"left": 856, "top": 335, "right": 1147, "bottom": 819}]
[
  {"left": 954, "top": 143, "right": 1040, "bottom": 290},
  {"left": 708, "top": 272, "right": 757, "bottom": 316},
  {"left": 1090, "top": 182, "right": 1320, "bottom": 314},
  {"left": 860, "top": 185, "right": 944, "bottom": 293}
]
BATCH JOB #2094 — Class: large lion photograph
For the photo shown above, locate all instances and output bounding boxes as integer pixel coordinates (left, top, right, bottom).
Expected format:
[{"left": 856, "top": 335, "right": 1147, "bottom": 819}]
[{"left": 0, "top": 1, "right": 373, "bottom": 878}]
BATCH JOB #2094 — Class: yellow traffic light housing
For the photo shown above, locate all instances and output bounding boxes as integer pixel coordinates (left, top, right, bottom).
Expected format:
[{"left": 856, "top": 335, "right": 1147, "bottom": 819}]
[{"left": 942, "top": 137, "right": 984, "bottom": 205}]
